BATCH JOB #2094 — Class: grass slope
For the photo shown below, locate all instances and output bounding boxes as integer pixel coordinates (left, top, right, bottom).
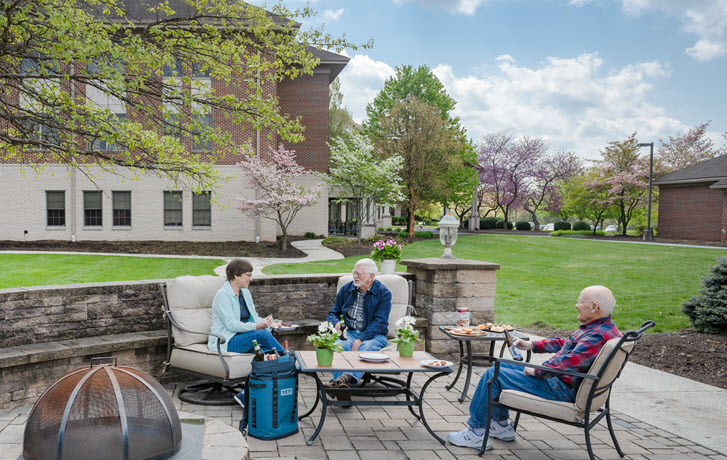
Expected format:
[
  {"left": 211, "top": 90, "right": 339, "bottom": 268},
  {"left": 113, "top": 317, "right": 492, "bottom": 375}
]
[
  {"left": 264, "top": 234, "right": 723, "bottom": 333},
  {"left": 0, "top": 254, "right": 224, "bottom": 289}
]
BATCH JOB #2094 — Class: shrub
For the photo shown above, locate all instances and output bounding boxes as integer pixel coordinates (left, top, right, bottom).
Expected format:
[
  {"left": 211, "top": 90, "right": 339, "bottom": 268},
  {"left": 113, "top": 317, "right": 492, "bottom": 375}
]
[
  {"left": 549, "top": 230, "right": 605, "bottom": 237},
  {"left": 386, "top": 227, "right": 392, "bottom": 232},
  {"left": 414, "top": 231, "right": 435, "bottom": 238},
  {"left": 304, "top": 231, "right": 316, "bottom": 238},
  {"left": 495, "top": 219, "right": 513, "bottom": 230},
  {"left": 392, "top": 216, "right": 405, "bottom": 225},
  {"left": 394, "top": 227, "right": 402, "bottom": 232},
  {"left": 572, "top": 221, "right": 590, "bottom": 231},
  {"left": 515, "top": 221, "right": 531, "bottom": 231},
  {"left": 682, "top": 256, "right": 727, "bottom": 334},
  {"left": 378, "top": 227, "right": 384, "bottom": 231},
  {"left": 554, "top": 221, "right": 572, "bottom": 231},
  {"left": 480, "top": 217, "right": 498, "bottom": 229},
  {"left": 396, "top": 231, "right": 409, "bottom": 238},
  {"left": 322, "top": 236, "right": 347, "bottom": 244},
  {"left": 634, "top": 224, "right": 646, "bottom": 237}
]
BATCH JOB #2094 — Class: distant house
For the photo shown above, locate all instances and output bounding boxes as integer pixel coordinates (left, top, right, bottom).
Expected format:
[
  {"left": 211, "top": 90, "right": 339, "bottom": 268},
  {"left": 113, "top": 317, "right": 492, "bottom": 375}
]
[{"left": 654, "top": 154, "right": 727, "bottom": 241}]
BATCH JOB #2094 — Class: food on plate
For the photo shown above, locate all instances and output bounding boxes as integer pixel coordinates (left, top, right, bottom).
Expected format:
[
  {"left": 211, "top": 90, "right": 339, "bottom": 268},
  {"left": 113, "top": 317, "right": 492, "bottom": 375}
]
[
  {"left": 272, "top": 321, "right": 293, "bottom": 328},
  {"left": 428, "top": 360, "right": 448, "bottom": 367},
  {"left": 490, "top": 324, "right": 514, "bottom": 333}
]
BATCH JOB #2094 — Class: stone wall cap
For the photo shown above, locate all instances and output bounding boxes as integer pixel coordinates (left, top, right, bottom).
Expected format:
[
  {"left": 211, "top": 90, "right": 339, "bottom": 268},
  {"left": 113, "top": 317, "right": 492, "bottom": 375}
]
[{"left": 401, "top": 258, "right": 500, "bottom": 270}]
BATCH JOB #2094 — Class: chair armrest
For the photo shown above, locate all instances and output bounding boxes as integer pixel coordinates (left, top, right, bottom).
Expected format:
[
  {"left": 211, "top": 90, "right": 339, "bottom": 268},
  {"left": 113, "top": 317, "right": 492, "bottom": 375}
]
[
  {"left": 164, "top": 310, "right": 226, "bottom": 344},
  {"left": 488, "top": 358, "right": 597, "bottom": 384}
]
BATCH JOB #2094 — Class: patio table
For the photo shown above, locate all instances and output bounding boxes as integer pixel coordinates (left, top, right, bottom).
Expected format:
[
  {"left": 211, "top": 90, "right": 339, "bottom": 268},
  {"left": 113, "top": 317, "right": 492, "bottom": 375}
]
[
  {"left": 294, "top": 350, "right": 452, "bottom": 445},
  {"left": 439, "top": 326, "right": 531, "bottom": 402}
]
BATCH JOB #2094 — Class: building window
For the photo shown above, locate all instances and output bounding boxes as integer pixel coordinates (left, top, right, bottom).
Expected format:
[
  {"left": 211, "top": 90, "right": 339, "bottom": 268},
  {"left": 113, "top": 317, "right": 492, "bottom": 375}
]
[
  {"left": 193, "top": 192, "right": 211, "bottom": 227},
  {"left": 163, "top": 60, "right": 183, "bottom": 78},
  {"left": 84, "top": 191, "right": 103, "bottom": 226},
  {"left": 163, "top": 113, "right": 182, "bottom": 140},
  {"left": 113, "top": 191, "right": 131, "bottom": 226},
  {"left": 91, "top": 114, "right": 126, "bottom": 151},
  {"left": 191, "top": 114, "right": 211, "bottom": 152},
  {"left": 46, "top": 191, "right": 65, "bottom": 227},
  {"left": 164, "top": 191, "right": 183, "bottom": 227}
]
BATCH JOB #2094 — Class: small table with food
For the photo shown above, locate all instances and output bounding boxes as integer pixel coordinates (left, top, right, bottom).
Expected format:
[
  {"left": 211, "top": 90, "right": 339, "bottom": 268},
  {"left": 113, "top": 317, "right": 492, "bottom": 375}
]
[
  {"left": 439, "top": 324, "right": 531, "bottom": 402},
  {"left": 294, "top": 350, "right": 453, "bottom": 445}
]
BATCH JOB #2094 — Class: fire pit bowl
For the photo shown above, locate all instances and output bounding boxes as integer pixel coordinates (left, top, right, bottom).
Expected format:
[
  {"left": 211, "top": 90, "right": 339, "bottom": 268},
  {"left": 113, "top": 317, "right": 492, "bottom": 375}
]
[{"left": 23, "top": 358, "right": 182, "bottom": 460}]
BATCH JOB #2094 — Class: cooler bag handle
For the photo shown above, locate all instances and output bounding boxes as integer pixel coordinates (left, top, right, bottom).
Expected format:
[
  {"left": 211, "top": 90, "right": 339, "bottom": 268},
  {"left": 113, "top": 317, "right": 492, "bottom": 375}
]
[{"left": 272, "top": 373, "right": 279, "bottom": 429}]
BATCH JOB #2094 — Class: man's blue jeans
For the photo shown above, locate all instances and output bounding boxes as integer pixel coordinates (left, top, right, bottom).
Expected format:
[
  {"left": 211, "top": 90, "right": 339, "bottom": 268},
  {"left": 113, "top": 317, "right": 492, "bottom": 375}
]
[
  {"left": 332, "top": 329, "right": 388, "bottom": 384},
  {"left": 227, "top": 329, "right": 283, "bottom": 353},
  {"left": 468, "top": 362, "right": 576, "bottom": 428}
]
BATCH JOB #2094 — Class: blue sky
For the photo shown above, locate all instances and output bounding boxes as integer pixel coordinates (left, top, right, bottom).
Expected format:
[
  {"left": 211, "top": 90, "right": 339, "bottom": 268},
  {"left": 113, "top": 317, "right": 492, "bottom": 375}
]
[{"left": 288, "top": 0, "right": 727, "bottom": 159}]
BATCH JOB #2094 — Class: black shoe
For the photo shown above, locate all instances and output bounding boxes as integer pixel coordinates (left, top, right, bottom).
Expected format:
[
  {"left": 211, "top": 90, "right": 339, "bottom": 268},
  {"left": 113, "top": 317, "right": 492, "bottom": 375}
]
[
  {"left": 323, "top": 379, "right": 338, "bottom": 400},
  {"left": 336, "top": 383, "right": 352, "bottom": 407}
]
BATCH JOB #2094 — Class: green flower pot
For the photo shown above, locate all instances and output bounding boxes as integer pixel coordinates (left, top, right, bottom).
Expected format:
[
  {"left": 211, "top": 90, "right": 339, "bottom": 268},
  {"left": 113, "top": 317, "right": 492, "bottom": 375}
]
[
  {"left": 398, "top": 341, "right": 415, "bottom": 357},
  {"left": 316, "top": 347, "right": 334, "bottom": 366}
]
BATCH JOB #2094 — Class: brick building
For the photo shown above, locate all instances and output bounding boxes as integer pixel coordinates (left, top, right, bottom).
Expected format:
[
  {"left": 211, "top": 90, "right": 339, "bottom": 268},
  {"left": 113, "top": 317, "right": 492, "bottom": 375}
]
[
  {"left": 0, "top": 32, "right": 349, "bottom": 242},
  {"left": 654, "top": 154, "right": 727, "bottom": 242}
]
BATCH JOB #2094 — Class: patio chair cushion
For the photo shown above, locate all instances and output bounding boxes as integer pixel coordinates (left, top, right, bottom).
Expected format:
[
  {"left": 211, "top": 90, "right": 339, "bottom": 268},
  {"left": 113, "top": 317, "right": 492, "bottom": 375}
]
[
  {"left": 499, "top": 390, "right": 585, "bottom": 423},
  {"left": 336, "top": 274, "right": 410, "bottom": 338},
  {"left": 166, "top": 275, "right": 224, "bottom": 347},
  {"left": 169, "top": 344, "right": 253, "bottom": 380}
]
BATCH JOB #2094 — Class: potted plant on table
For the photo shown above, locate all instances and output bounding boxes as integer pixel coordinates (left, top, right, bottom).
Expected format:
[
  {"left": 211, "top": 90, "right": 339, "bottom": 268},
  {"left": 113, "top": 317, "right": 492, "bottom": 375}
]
[
  {"left": 371, "top": 239, "right": 402, "bottom": 274},
  {"left": 391, "top": 316, "right": 422, "bottom": 357},
  {"left": 307, "top": 321, "right": 344, "bottom": 366}
]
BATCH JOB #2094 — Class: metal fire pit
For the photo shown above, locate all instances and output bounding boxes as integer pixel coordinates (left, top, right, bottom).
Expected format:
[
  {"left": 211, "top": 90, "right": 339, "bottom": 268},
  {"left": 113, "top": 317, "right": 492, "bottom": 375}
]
[{"left": 23, "top": 358, "right": 182, "bottom": 460}]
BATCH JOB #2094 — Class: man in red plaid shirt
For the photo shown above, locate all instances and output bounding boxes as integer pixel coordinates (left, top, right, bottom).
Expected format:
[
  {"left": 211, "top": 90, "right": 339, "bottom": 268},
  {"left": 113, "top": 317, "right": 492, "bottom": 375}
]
[{"left": 449, "top": 285, "right": 622, "bottom": 451}]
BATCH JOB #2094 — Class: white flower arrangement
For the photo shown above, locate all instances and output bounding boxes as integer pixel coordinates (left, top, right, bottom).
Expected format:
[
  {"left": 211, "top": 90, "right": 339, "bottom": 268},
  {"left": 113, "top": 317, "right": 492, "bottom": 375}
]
[
  {"left": 307, "top": 321, "right": 344, "bottom": 352},
  {"left": 391, "top": 316, "right": 422, "bottom": 345}
]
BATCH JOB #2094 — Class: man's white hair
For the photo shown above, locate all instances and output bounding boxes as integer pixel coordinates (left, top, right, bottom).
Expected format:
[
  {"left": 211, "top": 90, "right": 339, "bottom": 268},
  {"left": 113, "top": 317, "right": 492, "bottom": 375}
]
[
  {"left": 355, "top": 258, "right": 377, "bottom": 276},
  {"left": 583, "top": 285, "right": 616, "bottom": 316}
]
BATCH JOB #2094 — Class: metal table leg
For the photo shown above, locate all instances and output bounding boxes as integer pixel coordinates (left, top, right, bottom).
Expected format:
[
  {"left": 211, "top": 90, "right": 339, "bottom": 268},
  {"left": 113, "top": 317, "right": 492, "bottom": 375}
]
[
  {"left": 418, "top": 372, "right": 450, "bottom": 445},
  {"left": 303, "top": 373, "right": 328, "bottom": 446},
  {"left": 446, "top": 339, "right": 465, "bottom": 391},
  {"left": 459, "top": 341, "right": 474, "bottom": 403}
]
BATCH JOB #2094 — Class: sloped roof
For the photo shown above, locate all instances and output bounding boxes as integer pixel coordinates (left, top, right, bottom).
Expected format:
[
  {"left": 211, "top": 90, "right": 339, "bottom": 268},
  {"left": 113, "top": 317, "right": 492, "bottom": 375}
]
[
  {"left": 308, "top": 47, "right": 350, "bottom": 82},
  {"left": 654, "top": 154, "right": 727, "bottom": 187}
]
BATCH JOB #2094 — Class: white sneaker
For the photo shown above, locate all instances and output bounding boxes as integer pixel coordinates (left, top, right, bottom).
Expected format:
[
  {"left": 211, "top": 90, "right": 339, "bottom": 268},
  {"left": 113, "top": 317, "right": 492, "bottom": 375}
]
[
  {"left": 234, "top": 390, "right": 245, "bottom": 409},
  {"left": 447, "top": 427, "right": 492, "bottom": 450},
  {"left": 489, "top": 420, "right": 516, "bottom": 441}
]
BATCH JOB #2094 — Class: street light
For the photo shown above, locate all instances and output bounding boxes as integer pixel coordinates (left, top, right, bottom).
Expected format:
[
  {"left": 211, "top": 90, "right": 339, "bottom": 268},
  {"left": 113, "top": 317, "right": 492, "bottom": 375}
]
[
  {"left": 637, "top": 142, "right": 654, "bottom": 241},
  {"left": 437, "top": 214, "right": 459, "bottom": 259}
]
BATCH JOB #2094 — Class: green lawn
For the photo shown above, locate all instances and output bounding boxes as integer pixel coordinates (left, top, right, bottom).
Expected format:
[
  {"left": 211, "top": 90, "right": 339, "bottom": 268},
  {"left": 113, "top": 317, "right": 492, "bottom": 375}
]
[
  {"left": 263, "top": 234, "right": 723, "bottom": 333},
  {"left": 0, "top": 254, "right": 224, "bottom": 289}
]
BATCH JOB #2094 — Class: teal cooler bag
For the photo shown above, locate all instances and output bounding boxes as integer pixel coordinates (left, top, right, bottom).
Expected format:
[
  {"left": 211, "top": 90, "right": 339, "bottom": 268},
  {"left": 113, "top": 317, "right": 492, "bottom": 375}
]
[{"left": 240, "top": 353, "right": 299, "bottom": 440}]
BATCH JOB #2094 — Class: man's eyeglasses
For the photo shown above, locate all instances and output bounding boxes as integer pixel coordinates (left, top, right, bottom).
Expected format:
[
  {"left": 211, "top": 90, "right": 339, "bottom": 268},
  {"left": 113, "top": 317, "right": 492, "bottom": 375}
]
[{"left": 352, "top": 270, "right": 371, "bottom": 277}]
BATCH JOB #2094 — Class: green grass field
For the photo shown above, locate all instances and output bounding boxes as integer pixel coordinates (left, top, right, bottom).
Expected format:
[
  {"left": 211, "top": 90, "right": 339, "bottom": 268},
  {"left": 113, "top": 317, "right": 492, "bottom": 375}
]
[
  {"left": 263, "top": 234, "right": 724, "bottom": 333},
  {"left": 0, "top": 254, "right": 224, "bottom": 289}
]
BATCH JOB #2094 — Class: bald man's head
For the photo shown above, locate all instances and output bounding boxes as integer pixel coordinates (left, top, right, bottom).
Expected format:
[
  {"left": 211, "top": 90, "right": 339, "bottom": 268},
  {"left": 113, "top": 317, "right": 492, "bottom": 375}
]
[{"left": 581, "top": 285, "right": 616, "bottom": 317}]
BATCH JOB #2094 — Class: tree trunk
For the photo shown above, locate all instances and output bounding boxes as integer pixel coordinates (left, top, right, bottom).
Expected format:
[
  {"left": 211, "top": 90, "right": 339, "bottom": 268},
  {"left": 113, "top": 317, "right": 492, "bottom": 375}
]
[
  {"left": 280, "top": 226, "right": 288, "bottom": 252},
  {"left": 408, "top": 203, "right": 416, "bottom": 237}
]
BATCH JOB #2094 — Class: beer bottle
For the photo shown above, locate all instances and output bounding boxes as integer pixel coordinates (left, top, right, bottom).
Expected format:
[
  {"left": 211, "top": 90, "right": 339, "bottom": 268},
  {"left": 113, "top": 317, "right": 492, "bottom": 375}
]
[
  {"left": 252, "top": 339, "right": 264, "bottom": 362},
  {"left": 339, "top": 314, "right": 347, "bottom": 340},
  {"left": 283, "top": 340, "right": 290, "bottom": 356},
  {"left": 503, "top": 330, "right": 524, "bottom": 361}
]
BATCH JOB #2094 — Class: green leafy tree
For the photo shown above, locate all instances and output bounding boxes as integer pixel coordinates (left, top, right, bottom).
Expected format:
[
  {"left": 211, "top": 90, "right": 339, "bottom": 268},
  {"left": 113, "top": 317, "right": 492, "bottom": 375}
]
[
  {"left": 442, "top": 143, "right": 478, "bottom": 227},
  {"left": 329, "top": 77, "right": 359, "bottom": 141},
  {"left": 375, "top": 96, "right": 467, "bottom": 236},
  {"left": 561, "top": 169, "right": 617, "bottom": 234},
  {"left": 682, "top": 256, "right": 727, "bottom": 334},
  {"left": 0, "top": 0, "right": 367, "bottom": 189},
  {"left": 325, "top": 133, "right": 405, "bottom": 245}
]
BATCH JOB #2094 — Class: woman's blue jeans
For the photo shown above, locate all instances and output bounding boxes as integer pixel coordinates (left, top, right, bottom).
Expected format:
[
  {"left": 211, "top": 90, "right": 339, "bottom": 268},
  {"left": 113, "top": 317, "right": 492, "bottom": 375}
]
[
  {"left": 332, "top": 329, "right": 388, "bottom": 384},
  {"left": 227, "top": 329, "right": 283, "bottom": 353},
  {"left": 468, "top": 362, "right": 575, "bottom": 428}
]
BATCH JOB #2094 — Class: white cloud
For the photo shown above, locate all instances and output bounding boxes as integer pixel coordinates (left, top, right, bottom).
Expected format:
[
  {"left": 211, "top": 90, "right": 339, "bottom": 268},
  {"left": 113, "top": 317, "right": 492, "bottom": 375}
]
[
  {"left": 321, "top": 8, "right": 344, "bottom": 23},
  {"left": 392, "top": 0, "right": 488, "bottom": 15},
  {"left": 336, "top": 53, "right": 396, "bottom": 124},
  {"left": 575, "top": 0, "right": 727, "bottom": 61},
  {"left": 430, "top": 53, "right": 685, "bottom": 159}
]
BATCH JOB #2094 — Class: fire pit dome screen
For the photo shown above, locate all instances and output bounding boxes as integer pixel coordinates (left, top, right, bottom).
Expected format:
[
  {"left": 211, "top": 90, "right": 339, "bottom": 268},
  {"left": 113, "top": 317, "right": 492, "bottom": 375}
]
[{"left": 23, "top": 359, "right": 182, "bottom": 460}]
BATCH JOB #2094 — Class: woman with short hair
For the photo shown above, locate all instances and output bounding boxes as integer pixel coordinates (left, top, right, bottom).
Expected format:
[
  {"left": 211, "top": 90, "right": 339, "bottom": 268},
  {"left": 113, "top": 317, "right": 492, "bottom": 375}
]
[{"left": 208, "top": 258, "right": 282, "bottom": 353}]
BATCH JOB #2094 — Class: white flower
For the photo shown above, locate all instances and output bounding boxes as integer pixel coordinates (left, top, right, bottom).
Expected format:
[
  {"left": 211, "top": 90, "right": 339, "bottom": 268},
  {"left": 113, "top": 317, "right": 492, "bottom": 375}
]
[
  {"left": 395, "top": 316, "right": 416, "bottom": 329},
  {"left": 318, "top": 321, "right": 331, "bottom": 334}
]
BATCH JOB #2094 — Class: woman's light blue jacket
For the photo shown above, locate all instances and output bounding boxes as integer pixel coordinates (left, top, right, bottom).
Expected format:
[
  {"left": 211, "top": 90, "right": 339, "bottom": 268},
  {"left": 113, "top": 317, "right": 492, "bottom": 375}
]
[{"left": 208, "top": 280, "right": 262, "bottom": 353}]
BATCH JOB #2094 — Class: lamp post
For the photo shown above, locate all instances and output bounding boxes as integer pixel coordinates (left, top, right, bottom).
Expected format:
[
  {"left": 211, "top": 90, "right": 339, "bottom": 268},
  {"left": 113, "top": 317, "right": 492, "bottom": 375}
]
[
  {"left": 637, "top": 142, "right": 654, "bottom": 241},
  {"left": 437, "top": 214, "right": 459, "bottom": 259}
]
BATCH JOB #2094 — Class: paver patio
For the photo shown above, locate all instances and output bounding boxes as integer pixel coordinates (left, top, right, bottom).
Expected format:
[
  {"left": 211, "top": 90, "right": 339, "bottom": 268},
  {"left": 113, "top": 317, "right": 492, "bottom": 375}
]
[{"left": 3, "top": 367, "right": 722, "bottom": 460}]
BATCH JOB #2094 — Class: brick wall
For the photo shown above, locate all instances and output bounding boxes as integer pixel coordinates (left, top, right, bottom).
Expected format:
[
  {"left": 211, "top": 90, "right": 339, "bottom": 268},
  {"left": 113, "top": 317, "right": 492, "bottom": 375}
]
[
  {"left": 277, "top": 72, "right": 331, "bottom": 173},
  {"left": 657, "top": 183, "right": 727, "bottom": 241}
]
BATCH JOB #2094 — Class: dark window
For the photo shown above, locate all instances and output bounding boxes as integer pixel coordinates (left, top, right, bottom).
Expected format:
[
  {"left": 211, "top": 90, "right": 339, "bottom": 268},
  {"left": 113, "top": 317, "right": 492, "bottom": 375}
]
[
  {"left": 46, "top": 191, "right": 65, "bottom": 226},
  {"left": 164, "top": 113, "right": 182, "bottom": 140},
  {"left": 164, "top": 191, "right": 183, "bottom": 227},
  {"left": 84, "top": 191, "right": 103, "bottom": 226},
  {"left": 191, "top": 114, "right": 211, "bottom": 152},
  {"left": 113, "top": 191, "right": 131, "bottom": 226},
  {"left": 19, "top": 118, "right": 61, "bottom": 146},
  {"left": 91, "top": 114, "right": 126, "bottom": 151},
  {"left": 163, "top": 60, "right": 183, "bottom": 77},
  {"left": 193, "top": 192, "right": 211, "bottom": 227},
  {"left": 192, "top": 62, "right": 210, "bottom": 77}
]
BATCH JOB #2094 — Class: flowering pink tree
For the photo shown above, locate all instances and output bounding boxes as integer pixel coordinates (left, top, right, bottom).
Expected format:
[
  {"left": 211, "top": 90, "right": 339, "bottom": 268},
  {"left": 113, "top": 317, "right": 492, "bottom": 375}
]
[
  {"left": 519, "top": 151, "right": 581, "bottom": 230},
  {"left": 477, "top": 131, "right": 546, "bottom": 229},
  {"left": 236, "top": 145, "right": 322, "bottom": 251},
  {"left": 657, "top": 122, "right": 723, "bottom": 174}
]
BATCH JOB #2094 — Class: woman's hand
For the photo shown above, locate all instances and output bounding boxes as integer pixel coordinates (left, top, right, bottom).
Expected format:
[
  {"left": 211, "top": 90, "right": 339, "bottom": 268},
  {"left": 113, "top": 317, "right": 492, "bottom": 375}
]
[{"left": 256, "top": 315, "right": 274, "bottom": 330}]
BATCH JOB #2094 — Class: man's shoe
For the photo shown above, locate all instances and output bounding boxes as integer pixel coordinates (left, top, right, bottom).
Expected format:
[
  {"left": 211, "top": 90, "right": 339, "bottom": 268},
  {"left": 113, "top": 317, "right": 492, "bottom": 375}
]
[
  {"left": 447, "top": 427, "right": 492, "bottom": 450},
  {"left": 323, "top": 379, "right": 338, "bottom": 400},
  {"left": 489, "top": 420, "right": 516, "bottom": 441},
  {"left": 233, "top": 390, "right": 245, "bottom": 409}
]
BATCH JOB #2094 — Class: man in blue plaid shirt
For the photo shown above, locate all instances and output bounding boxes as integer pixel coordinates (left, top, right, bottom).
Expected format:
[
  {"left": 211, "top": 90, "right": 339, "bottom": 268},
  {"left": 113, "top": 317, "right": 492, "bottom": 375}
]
[{"left": 324, "top": 258, "right": 392, "bottom": 401}]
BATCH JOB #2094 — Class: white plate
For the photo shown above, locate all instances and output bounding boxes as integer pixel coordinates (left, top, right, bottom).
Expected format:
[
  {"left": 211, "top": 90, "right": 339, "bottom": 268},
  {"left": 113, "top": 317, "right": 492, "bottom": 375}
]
[
  {"left": 421, "top": 359, "right": 453, "bottom": 369},
  {"left": 274, "top": 324, "right": 299, "bottom": 331},
  {"left": 359, "top": 352, "right": 391, "bottom": 363}
]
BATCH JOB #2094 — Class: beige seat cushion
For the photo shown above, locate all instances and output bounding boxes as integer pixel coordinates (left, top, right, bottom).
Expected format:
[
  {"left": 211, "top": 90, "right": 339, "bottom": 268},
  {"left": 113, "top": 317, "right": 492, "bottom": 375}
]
[
  {"left": 170, "top": 344, "right": 253, "bottom": 380},
  {"left": 166, "top": 275, "right": 224, "bottom": 347},
  {"left": 499, "top": 390, "right": 585, "bottom": 423},
  {"left": 336, "top": 274, "right": 410, "bottom": 338}
]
